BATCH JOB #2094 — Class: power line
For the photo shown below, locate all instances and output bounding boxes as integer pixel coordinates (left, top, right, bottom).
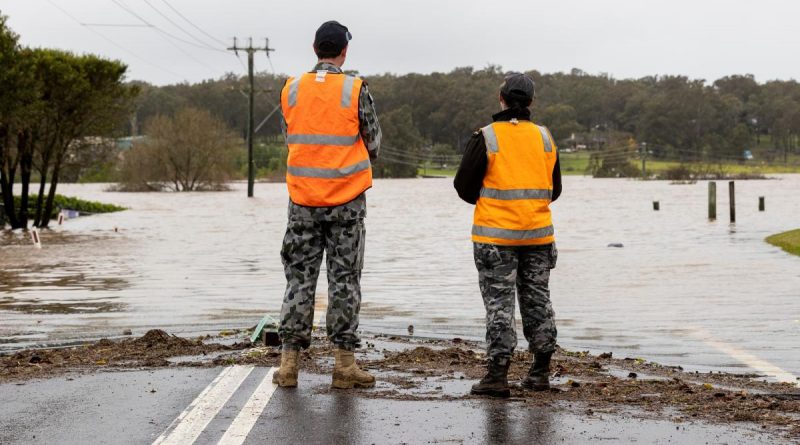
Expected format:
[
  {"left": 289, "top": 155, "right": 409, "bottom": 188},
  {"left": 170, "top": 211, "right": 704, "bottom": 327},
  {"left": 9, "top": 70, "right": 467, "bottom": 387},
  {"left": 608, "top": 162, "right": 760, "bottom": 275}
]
[
  {"left": 380, "top": 157, "right": 420, "bottom": 166},
  {"left": 156, "top": 0, "right": 268, "bottom": 76},
  {"left": 81, "top": 23, "right": 153, "bottom": 28},
  {"left": 112, "top": 0, "right": 222, "bottom": 52},
  {"left": 159, "top": 0, "right": 229, "bottom": 47},
  {"left": 266, "top": 50, "right": 277, "bottom": 76},
  {"left": 378, "top": 155, "right": 423, "bottom": 167},
  {"left": 154, "top": 0, "right": 244, "bottom": 71},
  {"left": 141, "top": 0, "right": 224, "bottom": 52},
  {"left": 234, "top": 53, "right": 247, "bottom": 70},
  {"left": 156, "top": 0, "right": 248, "bottom": 72},
  {"left": 45, "top": 0, "right": 185, "bottom": 81},
  {"left": 563, "top": 149, "right": 800, "bottom": 166},
  {"left": 110, "top": 0, "right": 221, "bottom": 75},
  {"left": 381, "top": 146, "right": 461, "bottom": 162}
]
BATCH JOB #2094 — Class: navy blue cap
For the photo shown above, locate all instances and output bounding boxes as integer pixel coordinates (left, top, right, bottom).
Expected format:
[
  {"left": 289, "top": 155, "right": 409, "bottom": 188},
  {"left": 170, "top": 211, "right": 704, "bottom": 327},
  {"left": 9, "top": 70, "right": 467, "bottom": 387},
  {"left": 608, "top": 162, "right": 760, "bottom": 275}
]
[
  {"left": 314, "top": 21, "right": 352, "bottom": 54},
  {"left": 501, "top": 72, "right": 536, "bottom": 101}
]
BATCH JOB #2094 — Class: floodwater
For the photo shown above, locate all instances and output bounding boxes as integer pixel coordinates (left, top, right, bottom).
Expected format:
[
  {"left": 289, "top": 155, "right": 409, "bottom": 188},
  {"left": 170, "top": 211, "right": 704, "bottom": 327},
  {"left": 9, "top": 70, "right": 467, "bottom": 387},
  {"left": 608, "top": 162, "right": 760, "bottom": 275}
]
[{"left": 1, "top": 177, "right": 799, "bottom": 381}]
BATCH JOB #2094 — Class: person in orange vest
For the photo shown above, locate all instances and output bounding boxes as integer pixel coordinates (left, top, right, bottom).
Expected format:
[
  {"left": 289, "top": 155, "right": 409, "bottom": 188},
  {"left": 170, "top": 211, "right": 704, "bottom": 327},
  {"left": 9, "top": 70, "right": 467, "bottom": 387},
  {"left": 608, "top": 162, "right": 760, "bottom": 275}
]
[
  {"left": 273, "top": 21, "right": 381, "bottom": 389},
  {"left": 454, "top": 72, "right": 562, "bottom": 397}
]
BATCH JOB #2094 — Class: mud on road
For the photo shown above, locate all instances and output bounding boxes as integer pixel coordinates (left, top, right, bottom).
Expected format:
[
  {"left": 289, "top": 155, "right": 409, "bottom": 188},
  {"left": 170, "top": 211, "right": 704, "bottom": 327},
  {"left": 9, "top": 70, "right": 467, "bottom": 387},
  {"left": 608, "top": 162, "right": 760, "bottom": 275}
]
[{"left": 2, "top": 329, "right": 799, "bottom": 441}]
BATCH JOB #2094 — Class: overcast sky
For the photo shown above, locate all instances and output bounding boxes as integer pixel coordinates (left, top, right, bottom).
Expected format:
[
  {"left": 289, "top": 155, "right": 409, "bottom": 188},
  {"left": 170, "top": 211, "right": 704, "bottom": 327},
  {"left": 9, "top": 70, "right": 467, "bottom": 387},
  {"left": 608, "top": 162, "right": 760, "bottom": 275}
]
[{"left": 1, "top": 0, "right": 798, "bottom": 86}]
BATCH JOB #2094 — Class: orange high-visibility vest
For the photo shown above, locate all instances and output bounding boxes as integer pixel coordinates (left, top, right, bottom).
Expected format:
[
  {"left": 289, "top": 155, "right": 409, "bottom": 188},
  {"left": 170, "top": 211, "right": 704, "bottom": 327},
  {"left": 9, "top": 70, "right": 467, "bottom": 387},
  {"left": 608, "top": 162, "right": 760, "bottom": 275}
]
[
  {"left": 280, "top": 70, "right": 372, "bottom": 207},
  {"left": 472, "top": 120, "right": 557, "bottom": 246}
]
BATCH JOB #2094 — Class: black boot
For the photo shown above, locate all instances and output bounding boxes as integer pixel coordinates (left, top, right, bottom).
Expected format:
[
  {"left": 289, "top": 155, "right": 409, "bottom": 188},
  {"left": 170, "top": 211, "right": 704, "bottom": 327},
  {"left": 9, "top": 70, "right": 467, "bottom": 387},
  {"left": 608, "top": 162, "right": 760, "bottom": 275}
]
[
  {"left": 521, "top": 352, "right": 552, "bottom": 391},
  {"left": 471, "top": 357, "right": 511, "bottom": 398}
]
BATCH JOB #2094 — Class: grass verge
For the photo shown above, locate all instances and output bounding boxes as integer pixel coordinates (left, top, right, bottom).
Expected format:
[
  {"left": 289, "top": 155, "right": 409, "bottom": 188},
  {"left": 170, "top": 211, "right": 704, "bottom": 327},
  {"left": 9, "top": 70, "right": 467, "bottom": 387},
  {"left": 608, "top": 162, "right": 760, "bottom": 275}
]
[
  {"left": 766, "top": 229, "right": 800, "bottom": 257},
  {"left": 10, "top": 194, "right": 125, "bottom": 218}
]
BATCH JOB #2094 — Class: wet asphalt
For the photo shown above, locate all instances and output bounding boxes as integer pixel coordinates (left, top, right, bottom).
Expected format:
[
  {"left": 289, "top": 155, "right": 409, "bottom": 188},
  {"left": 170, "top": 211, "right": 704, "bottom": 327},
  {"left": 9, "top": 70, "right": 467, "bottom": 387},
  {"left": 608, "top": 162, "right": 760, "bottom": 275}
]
[{"left": 0, "top": 366, "right": 785, "bottom": 445}]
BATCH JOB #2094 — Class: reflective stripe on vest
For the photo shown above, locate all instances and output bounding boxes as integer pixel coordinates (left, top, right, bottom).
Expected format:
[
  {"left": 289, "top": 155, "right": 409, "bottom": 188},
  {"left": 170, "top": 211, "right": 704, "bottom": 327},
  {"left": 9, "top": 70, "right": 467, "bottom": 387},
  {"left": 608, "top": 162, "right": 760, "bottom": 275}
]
[
  {"left": 287, "top": 159, "right": 371, "bottom": 179},
  {"left": 285, "top": 134, "right": 360, "bottom": 146},
  {"left": 537, "top": 125, "right": 553, "bottom": 152},
  {"left": 472, "top": 121, "right": 557, "bottom": 246},
  {"left": 341, "top": 75, "right": 356, "bottom": 107},
  {"left": 479, "top": 187, "right": 552, "bottom": 200},
  {"left": 472, "top": 224, "right": 554, "bottom": 241},
  {"left": 481, "top": 125, "right": 500, "bottom": 153},
  {"left": 287, "top": 77, "right": 300, "bottom": 107},
  {"left": 281, "top": 72, "right": 372, "bottom": 207}
]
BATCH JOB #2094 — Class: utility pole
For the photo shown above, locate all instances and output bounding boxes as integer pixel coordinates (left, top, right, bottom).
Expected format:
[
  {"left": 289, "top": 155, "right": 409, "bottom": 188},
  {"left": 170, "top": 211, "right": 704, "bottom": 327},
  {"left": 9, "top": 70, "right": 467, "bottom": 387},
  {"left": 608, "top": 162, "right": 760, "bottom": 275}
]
[{"left": 227, "top": 37, "right": 275, "bottom": 197}]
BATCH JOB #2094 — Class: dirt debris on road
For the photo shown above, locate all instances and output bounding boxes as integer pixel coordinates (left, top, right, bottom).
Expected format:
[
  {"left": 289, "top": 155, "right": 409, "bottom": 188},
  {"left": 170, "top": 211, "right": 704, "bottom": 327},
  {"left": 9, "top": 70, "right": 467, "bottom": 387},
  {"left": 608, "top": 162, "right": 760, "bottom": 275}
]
[
  {"left": 365, "top": 344, "right": 800, "bottom": 440},
  {"left": 0, "top": 329, "right": 248, "bottom": 381},
  {"left": 2, "top": 329, "right": 799, "bottom": 440}
]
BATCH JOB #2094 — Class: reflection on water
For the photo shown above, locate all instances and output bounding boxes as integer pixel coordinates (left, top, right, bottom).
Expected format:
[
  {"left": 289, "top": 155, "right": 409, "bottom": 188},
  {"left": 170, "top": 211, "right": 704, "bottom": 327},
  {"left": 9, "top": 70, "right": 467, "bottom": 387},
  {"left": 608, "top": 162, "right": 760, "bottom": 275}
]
[
  {"left": 0, "top": 298, "right": 125, "bottom": 314},
  {"left": 1, "top": 177, "right": 799, "bottom": 380},
  {"left": 0, "top": 263, "right": 128, "bottom": 292}
]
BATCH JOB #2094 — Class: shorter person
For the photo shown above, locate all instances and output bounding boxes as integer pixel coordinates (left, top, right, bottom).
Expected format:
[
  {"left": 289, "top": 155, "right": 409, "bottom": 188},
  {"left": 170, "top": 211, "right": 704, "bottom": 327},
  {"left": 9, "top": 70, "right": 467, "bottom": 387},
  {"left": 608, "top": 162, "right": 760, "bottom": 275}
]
[{"left": 454, "top": 72, "right": 562, "bottom": 397}]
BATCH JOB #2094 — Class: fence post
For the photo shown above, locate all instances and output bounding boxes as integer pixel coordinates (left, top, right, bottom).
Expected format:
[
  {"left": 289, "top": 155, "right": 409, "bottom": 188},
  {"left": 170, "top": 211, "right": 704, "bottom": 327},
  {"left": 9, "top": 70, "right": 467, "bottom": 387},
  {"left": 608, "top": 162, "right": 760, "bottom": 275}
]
[
  {"left": 708, "top": 182, "right": 716, "bottom": 221},
  {"left": 728, "top": 181, "right": 736, "bottom": 223}
]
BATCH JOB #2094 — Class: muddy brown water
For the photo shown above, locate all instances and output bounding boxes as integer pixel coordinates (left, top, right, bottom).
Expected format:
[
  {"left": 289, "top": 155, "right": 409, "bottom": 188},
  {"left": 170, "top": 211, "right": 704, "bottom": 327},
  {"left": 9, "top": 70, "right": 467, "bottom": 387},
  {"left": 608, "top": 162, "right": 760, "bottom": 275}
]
[{"left": 1, "top": 177, "right": 799, "bottom": 381}]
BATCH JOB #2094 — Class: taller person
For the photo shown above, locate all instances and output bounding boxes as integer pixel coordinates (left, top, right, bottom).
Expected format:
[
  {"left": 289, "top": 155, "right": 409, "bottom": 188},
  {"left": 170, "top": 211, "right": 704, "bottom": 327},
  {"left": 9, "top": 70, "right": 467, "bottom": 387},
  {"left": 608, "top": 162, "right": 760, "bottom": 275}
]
[
  {"left": 273, "top": 21, "right": 381, "bottom": 389},
  {"left": 454, "top": 72, "right": 561, "bottom": 397}
]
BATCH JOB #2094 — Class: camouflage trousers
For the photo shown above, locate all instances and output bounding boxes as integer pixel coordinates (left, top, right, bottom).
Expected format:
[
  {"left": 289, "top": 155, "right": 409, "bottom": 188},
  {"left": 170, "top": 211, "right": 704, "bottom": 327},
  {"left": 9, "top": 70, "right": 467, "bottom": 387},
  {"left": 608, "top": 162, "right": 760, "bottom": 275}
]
[
  {"left": 278, "top": 197, "right": 366, "bottom": 352},
  {"left": 474, "top": 242, "right": 558, "bottom": 361}
]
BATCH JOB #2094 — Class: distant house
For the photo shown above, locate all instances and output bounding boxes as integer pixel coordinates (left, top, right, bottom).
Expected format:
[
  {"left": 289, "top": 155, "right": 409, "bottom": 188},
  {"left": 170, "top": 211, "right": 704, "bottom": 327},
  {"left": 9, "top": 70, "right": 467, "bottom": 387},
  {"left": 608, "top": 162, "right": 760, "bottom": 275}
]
[{"left": 115, "top": 136, "right": 146, "bottom": 151}]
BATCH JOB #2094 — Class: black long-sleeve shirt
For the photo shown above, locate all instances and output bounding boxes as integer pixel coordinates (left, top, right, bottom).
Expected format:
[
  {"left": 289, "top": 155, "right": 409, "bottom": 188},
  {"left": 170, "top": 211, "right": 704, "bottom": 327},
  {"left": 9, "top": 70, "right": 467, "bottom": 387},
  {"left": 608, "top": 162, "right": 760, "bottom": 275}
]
[{"left": 454, "top": 108, "right": 562, "bottom": 205}]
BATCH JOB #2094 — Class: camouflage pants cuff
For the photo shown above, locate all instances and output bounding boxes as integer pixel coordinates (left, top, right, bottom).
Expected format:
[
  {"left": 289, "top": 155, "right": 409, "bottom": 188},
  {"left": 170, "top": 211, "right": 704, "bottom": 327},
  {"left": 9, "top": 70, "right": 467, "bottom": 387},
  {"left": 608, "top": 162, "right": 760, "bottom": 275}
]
[
  {"left": 529, "top": 345, "right": 556, "bottom": 354},
  {"left": 281, "top": 342, "right": 306, "bottom": 352},
  {"left": 489, "top": 355, "right": 511, "bottom": 366},
  {"left": 332, "top": 342, "right": 358, "bottom": 352},
  {"left": 487, "top": 351, "right": 513, "bottom": 362}
]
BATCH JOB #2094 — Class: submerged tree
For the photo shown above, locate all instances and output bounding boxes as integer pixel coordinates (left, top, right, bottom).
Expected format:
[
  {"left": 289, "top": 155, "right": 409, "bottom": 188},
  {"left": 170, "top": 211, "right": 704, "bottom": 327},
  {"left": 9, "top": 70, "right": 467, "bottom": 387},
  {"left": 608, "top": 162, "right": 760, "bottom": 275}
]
[{"left": 119, "top": 108, "right": 242, "bottom": 191}]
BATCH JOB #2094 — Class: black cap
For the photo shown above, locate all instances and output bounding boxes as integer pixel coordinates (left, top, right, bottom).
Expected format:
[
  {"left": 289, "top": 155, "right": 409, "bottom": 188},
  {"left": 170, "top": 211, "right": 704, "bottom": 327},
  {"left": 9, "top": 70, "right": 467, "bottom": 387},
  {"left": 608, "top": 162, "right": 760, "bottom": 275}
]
[
  {"left": 500, "top": 72, "right": 536, "bottom": 102},
  {"left": 314, "top": 21, "right": 352, "bottom": 54}
]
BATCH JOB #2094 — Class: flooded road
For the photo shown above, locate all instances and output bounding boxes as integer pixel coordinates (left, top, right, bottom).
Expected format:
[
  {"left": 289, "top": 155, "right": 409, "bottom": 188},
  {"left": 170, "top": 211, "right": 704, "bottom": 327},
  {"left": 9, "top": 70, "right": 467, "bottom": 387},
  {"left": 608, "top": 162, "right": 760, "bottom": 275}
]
[{"left": 1, "top": 176, "right": 799, "bottom": 381}]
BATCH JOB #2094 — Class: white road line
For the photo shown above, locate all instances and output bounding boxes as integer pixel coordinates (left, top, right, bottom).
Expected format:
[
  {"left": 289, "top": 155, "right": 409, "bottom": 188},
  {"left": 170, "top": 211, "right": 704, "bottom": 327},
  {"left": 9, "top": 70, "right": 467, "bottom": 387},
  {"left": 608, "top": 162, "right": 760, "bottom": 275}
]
[
  {"left": 689, "top": 327, "right": 799, "bottom": 386},
  {"left": 153, "top": 366, "right": 235, "bottom": 445},
  {"left": 217, "top": 367, "right": 278, "bottom": 445},
  {"left": 153, "top": 365, "right": 254, "bottom": 445}
]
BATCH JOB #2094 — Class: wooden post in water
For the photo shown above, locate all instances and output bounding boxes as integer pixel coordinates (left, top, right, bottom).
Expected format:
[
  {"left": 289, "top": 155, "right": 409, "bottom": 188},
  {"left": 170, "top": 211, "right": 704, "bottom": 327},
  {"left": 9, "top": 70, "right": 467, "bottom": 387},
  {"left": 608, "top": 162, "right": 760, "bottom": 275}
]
[
  {"left": 653, "top": 201, "right": 659, "bottom": 211},
  {"left": 728, "top": 181, "right": 736, "bottom": 223},
  {"left": 759, "top": 196, "right": 765, "bottom": 212},
  {"left": 30, "top": 227, "right": 42, "bottom": 249},
  {"left": 708, "top": 182, "right": 716, "bottom": 220}
]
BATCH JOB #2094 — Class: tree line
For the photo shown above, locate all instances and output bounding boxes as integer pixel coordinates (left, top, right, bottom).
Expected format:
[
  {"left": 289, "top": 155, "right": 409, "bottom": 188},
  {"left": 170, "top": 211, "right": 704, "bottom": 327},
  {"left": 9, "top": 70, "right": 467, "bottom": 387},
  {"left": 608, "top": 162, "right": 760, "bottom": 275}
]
[{"left": 129, "top": 66, "right": 800, "bottom": 178}]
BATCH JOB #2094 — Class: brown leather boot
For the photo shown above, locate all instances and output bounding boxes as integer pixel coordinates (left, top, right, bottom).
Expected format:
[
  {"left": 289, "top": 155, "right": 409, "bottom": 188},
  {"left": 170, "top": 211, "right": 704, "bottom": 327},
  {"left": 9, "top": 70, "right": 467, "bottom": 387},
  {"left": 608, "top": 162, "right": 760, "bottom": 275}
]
[
  {"left": 272, "top": 350, "right": 299, "bottom": 387},
  {"left": 331, "top": 349, "right": 376, "bottom": 389}
]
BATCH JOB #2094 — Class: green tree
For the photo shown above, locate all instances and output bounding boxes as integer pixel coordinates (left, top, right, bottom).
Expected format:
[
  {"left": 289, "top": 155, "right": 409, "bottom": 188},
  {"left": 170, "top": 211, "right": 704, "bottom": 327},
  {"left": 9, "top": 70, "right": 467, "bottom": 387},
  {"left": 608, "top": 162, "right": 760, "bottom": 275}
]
[
  {"left": 0, "top": 16, "right": 37, "bottom": 229},
  {"left": 28, "top": 49, "right": 136, "bottom": 227},
  {"left": 374, "top": 105, "right": 424, "bottom": 178},
  {"left": 537, "top": 104, "right": 582, "bottom": 142}
]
